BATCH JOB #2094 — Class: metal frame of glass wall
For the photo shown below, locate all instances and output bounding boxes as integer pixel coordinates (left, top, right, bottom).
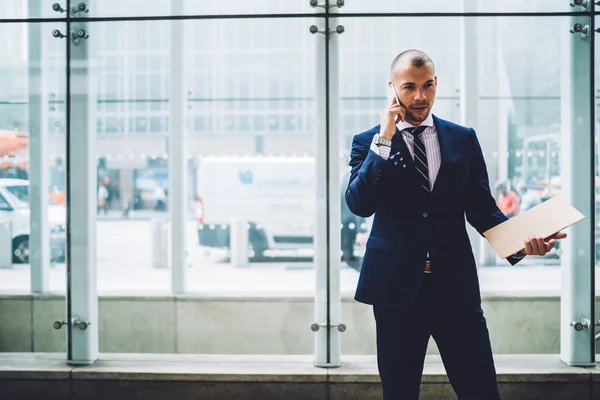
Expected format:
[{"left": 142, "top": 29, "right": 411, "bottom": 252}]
[{"left": 15, "top": 0, "right": 598, "bottom": 366}]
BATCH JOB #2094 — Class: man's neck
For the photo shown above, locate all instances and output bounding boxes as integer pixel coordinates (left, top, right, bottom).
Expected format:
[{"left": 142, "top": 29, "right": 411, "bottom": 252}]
[
  {"left": 408, "top": 112, "right": 432, "bottom": 126},
  {"left": 398, "top": 113, "right": 433, "bottom": 129}
]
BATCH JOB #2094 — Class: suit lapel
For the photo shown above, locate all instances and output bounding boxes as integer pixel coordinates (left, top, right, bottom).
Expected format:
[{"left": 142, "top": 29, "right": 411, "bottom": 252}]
[{"left": 431, "top": 115, "right": 450, "bottom": 196}]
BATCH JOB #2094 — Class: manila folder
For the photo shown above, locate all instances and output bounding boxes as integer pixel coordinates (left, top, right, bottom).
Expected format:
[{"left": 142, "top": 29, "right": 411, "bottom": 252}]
[{"left": 482, "top": 196, "right": 585, "bottom": 259}]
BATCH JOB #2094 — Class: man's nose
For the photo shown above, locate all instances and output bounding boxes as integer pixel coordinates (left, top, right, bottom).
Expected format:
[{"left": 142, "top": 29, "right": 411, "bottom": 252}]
[{"left": 414, "top": 90, "right": 426, "bottom": 101}]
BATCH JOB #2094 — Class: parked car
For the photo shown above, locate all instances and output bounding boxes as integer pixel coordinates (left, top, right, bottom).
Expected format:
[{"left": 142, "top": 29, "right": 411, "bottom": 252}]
[{"left": 0, "top": 179, "right": 66, "bottom": 263}]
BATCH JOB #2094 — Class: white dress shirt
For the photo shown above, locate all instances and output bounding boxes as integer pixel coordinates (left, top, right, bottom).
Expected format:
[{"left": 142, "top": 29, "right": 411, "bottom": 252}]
[{"left": 371, "top": 113, "right": 441, "bottom": 190}]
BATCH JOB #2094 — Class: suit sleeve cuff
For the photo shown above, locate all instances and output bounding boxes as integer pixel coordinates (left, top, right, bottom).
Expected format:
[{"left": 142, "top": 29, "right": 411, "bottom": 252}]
[{"left": 507, "top": 251, "right": 526, "bottom": 266}]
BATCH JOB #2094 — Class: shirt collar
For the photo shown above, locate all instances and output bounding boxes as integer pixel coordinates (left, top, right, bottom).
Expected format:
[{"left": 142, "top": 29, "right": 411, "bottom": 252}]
[{"left": 397, "top": 113, "right": 434, "bottom": 132}]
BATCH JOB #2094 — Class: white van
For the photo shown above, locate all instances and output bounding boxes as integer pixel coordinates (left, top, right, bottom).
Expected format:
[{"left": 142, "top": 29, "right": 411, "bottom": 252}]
[
  {"left": 195, "top": 156, "right": 368, "bottom": 263},
  {"left": 0, "top": 179, "right": 66, "bottom": 263}
]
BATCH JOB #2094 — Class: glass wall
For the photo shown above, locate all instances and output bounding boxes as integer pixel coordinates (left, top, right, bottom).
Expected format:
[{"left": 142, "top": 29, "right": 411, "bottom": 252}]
[
  {"left": 93, "top": 20, "right": 174, "bottom": 293},
  {"left": 341, "top": 0, "right": 572, "bottom": 13},
  {"left": 89, "top": 0, "right": 309, "bottom": 18},
  {"left": 0, "top": 16, "right": 67, "bottom": 353},
  {"left": 0, "top": 19, "right": 66, "bottom": 287},
  {"left": 91, "top": 17, "right": 317, "bottom": 294},
  {"left": 0, "top": 0, "right": 596, "bottom": 364}
]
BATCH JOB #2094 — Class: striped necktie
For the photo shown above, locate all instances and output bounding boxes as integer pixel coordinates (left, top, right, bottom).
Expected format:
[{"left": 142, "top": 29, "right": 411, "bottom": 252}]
[{"left": 405, "top": 126, "right": 429, "bottom": 193}]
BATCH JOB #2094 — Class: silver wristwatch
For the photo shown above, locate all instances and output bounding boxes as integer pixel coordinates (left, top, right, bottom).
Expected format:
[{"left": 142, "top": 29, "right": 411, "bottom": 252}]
[{"left": 374, "top": 134, "right": 392, "bottom": 147}]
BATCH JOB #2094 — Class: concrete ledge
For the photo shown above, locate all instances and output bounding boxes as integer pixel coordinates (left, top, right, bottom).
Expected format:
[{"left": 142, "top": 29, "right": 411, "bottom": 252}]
[
  {"left": 1, "top": 353, "right": 599, "bottom": 400},
  {"left": 0, "top": 294, "right": 577, "bottom": 355},
  {"left": 0, "top": 353, "right": 71, "bottom": 380}
]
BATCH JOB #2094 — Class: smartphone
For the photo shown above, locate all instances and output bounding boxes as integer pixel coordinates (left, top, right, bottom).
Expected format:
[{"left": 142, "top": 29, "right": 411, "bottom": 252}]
[{"left": 388, "top": 83, "right": 407, "bottom": 123}]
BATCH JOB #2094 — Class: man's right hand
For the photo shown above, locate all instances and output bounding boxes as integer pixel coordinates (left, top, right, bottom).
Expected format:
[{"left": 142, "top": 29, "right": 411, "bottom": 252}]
[{"left": 379, "top": 95, "right": 406, "bottom": 140}]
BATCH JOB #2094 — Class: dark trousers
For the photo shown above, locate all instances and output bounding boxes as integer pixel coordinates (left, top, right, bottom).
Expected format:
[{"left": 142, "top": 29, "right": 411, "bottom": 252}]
[{"left": 373, "top": 274, "right": 500, "bottom": 400}]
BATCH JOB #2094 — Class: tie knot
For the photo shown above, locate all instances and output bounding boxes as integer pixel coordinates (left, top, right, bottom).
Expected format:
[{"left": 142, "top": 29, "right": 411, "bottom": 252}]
[{"left": 405, "top": 126, "right": 428, "bottom": 138}]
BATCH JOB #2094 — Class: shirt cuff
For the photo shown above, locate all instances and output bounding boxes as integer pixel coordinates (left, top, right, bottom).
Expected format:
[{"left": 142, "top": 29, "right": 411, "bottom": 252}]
[{"left": 370, "top": 137, "right": 391, "bottom": 160}]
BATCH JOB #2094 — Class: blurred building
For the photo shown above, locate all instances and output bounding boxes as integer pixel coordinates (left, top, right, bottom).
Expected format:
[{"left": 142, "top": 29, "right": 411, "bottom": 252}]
[{"left": 0, "top": 0, "right": 570, "bottom": 208}]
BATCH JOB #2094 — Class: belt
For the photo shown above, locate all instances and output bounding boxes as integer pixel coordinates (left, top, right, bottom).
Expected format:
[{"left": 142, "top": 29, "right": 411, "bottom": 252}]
[{"left": 424, "top": 260, "right": 431, "bottom": 274}]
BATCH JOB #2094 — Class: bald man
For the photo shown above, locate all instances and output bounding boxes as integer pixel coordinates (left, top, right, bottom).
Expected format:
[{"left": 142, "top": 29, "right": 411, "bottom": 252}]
[{"left": 344, "top": 49, "right": 565, "bottom": 399}]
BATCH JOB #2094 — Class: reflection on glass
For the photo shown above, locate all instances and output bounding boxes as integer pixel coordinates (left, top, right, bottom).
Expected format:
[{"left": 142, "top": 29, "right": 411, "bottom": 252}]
[
  {"left": 90, "top": 0, "right": 308, "bottom": 18},
  {"left": 90, "top": 18, "right": 317, "bottom": 297},
  {"left": 0, "top": 21, "right": 67, "bottom": 291},
  {"left": 341, "top": 0, "right": 571, "bottom": 13},
  {"left": 190, "top": 17, "right": 317, "bottom": 291},
  {"left": 0, "top": 0, "right": 65, "bottom": 20}
]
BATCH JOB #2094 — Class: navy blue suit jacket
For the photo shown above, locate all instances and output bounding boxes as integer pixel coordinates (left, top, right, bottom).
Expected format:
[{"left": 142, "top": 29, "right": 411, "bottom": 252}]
[{"left": 345, "top": 115, "right": 521, "bottom": 308}]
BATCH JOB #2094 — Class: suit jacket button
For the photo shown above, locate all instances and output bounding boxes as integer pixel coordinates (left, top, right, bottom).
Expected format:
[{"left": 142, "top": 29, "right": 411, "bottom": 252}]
[{"left": 423, "top": 212, "right": 428, "bottom": 218}]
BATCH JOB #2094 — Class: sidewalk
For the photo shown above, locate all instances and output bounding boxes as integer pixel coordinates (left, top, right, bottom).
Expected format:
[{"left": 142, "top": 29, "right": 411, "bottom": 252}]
[
  {"left": 95, "top": 209, "right": 197, "bottom": 220},
  {"left": 0, "top": 261, "right": 571, "bottom": 296}
]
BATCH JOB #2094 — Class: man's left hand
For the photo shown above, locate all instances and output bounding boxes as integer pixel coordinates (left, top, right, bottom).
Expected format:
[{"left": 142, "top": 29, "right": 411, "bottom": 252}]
[
  {"left": 523, "top": 232, "right": 567, "bottom": 256},
  {"left": 355, "top": 233, "right": 368, "bottom": 247}
]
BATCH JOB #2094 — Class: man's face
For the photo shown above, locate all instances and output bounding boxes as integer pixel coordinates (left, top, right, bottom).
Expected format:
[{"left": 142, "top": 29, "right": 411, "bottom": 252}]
[{"left": 389, "top": 63, "right": 437, "bottom": 125}]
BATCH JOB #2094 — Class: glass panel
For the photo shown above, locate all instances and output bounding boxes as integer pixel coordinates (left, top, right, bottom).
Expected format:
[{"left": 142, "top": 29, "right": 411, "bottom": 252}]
[
  {"left": 89, "top": 0, "right": 309, "bottom": 18},
  {"left": 91, "top": 17, "right": 317, "bottom": 355},
  {"left": 1, "top": 0, "right": 65, "bottom": 19},
  {"left": 0, "top": 20, "right": 66, "bottom": 276},
  {"left": 0, "top": 0, "right": 27, "bottom": 19},
  {"left": 189, "top": 16, "right": 316, "bottom": 292},
  {"left": 595, "top": 15, "right": 600, "bottom": 355},
  {"left": 93, "top": 21, "right": 171, "bottom": 294},
  {"left": 338, "top": 16, "right": 568, "bottom": 357},
  {"left": 0, "top": 20, "right": 67, "bottom": 355},
  {"left": 3, "top": 0, "right": 581, "bottom": 18},
  {"left": 341, "top": 0, "right": 572, "bottom": 13}
]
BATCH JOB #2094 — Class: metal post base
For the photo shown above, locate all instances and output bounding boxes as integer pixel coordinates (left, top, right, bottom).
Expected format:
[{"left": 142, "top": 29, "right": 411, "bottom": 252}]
[
  {"left": 561, "top": 360, "right": 596, "bottom": 367},
  {"left": 314, "top": 361, "right": 342, "bottom": 368},
  {"left": 67, "top": 359, "right": 97, "bottom": 366}
]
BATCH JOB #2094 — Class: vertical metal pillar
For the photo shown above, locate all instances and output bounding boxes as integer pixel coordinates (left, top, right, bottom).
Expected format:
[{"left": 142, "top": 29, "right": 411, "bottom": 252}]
[
  {"left": 67, "top": 1, "right": 98, "bottom": 365},
  {"left": 559, "top": 3, "right": 594, "bottom": 367},
  {"left": 28, "top": 0, "right": 50, "bottom": 292},
  {"left": 461, "top": 0, "right": 495, "bottom": 265},
  {"left": 459, "top": 0, "right": 478, "bottom": 133},
  {"left": 170, "top": 0, "right": 187, "bottom": 294},
  {"left": 313, "top": 0, "right": 342, "bottom": 368}
]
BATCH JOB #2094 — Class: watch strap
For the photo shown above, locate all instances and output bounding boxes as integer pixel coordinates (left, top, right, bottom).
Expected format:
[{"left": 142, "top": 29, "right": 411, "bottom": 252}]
[{"left": 374, "top": 134, "right": 392, "bottom": 147}]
